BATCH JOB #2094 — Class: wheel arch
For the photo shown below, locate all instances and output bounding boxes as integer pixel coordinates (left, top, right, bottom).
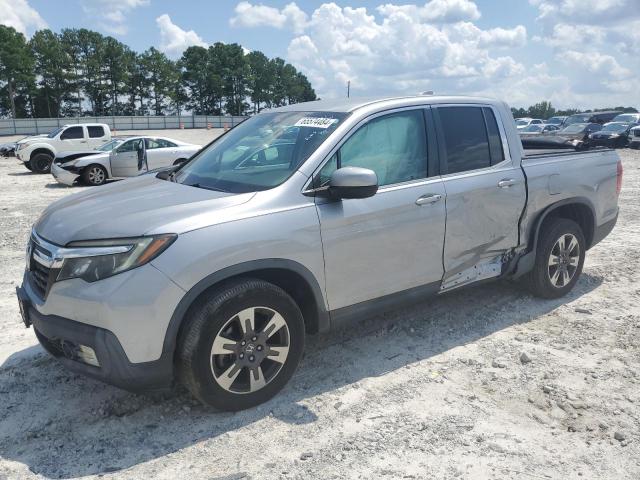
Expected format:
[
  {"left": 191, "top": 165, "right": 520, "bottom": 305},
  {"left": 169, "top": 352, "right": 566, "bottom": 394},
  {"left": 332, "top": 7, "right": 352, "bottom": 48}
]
[
  {"left": 162, "top": 259, "right": 329, "bottom": 363},
  {"left": 512, "top": 197, "right": 596, "bottom": 278},
  {"left": 29, "top": 147, "right": 54, "bottom": 160},
  {"left": 529, "top": 198, "right": 596, "bottom": 251}
]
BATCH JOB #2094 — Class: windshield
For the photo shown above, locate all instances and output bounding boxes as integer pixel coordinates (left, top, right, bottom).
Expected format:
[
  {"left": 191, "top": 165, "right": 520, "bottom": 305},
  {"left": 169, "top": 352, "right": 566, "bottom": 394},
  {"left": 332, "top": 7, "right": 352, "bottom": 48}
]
[
  {"left": 602, "top": 123, "right": 629, "bottom": 132},
  {"left": 565, "top": 114, "right": 591, "bottom": 126},
  {"left": 522, "top": 125, "right": 543, "bottom": 132},
  {"left": 547, "top": 117, "right": 564, "bottom": 125},
  {"left": 95, "top": 139, "right": 123, "bottom": 151},
  {"left": 515, "top": 119, "right": 530, "bottom": 126},
  {"left": 47, "top": 127, "right": 64, "bottom": 138},
  {"left": 175, "top": 111, "right": 349, "bottom": 193},
  {"left": 561, "top": 124, "right": 587, "bottom": 133},
  {"left": 612, "top": 114, "right": 638, "bottom": 123}
]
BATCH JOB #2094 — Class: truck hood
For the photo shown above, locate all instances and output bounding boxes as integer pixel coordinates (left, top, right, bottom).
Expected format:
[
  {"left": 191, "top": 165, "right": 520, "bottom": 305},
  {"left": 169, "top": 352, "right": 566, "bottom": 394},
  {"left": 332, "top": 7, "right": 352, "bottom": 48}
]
[
  {"left": 35, "top": 174, "right": 255, "bottom": 245},
  {"left": 17, "top": 135, "right": 48, "bottom": 145}
]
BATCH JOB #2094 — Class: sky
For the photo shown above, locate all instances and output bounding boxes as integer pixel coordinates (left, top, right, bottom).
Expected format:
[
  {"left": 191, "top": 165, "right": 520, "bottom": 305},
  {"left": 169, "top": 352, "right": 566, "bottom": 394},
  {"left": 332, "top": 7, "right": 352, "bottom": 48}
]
[{"left": 1, "top": 0, "right": 638, "bottom": 109}]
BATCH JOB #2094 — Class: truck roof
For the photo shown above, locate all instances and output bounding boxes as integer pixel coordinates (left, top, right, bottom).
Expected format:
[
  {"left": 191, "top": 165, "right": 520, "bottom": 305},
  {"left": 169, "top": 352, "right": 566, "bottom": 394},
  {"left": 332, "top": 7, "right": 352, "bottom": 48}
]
[{"left": 272, "top": 94, "right": 501, "bottom": 113}]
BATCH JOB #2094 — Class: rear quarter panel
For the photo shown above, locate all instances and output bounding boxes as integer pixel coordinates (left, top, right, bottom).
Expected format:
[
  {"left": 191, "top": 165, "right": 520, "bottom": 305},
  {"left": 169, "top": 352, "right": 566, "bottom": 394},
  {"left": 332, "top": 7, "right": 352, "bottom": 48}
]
[{"left": 521, "top": 149, "right": 620, "bottom": 246}]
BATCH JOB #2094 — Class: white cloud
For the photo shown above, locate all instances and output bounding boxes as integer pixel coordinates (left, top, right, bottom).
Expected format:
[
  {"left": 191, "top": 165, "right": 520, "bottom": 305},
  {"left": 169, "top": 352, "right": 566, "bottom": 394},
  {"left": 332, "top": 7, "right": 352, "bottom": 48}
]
[
  {"left": 530, "top": 0, "right": 637, "bottom": 27},
  {"left": 0, "top": 0, "right": 47, "bottom": 36},
  {"left": 157, "top": 14, "right": 207, "bottom": 56},
  {"left": 230, "top": 1, "right": 308, "bottom": 34},
  {"left": 377, "top": 0, "right": 481, "bottom": 24},
  {"left": 81, "top": 0, "right": 149, "bottom": 35},
  {"left": 285, "top": 3, "right": 525, "bottom": 99},
  {"left": 557, "top": 50, "right": 631, "bottom": 80}
]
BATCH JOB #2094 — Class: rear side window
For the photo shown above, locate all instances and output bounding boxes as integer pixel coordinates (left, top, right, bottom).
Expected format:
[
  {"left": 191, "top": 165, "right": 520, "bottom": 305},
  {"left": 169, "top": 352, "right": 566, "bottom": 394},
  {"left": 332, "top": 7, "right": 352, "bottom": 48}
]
[
  {"left": 60, "top": 126, "right": 83, "bottom": 140},
  {"left": 483, "top": 107, "right": 505, "bottom": 165},
  {"left": 437, "top": 107, "right": 491, "bottom": 174},
  {"left": 87, "top": 126, "right": 105, "bottom": 138}
]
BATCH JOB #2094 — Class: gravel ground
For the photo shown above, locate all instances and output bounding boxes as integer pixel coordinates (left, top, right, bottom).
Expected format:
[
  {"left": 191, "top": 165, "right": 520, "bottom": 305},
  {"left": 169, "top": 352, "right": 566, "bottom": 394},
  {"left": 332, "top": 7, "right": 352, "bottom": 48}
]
[{"left": 0, "top": 142, "right": 638, "bottom": 480}]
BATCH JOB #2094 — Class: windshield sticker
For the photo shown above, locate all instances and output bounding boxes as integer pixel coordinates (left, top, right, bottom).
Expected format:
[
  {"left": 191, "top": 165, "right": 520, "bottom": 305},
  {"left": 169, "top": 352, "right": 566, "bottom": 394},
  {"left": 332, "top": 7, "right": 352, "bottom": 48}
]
[{"left": 294, "top": 117, "right": 339, "bottom": 129}]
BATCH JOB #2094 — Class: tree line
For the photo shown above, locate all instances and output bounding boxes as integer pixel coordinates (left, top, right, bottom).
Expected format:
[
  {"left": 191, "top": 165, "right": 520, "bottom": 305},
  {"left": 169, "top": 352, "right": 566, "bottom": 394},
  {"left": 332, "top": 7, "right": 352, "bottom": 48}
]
[
  {"left": 0, "top": 25, "right": 316, "bottom": 119},
  {"left": 511, "top": 101, "right": 638, "bottom": 120}
]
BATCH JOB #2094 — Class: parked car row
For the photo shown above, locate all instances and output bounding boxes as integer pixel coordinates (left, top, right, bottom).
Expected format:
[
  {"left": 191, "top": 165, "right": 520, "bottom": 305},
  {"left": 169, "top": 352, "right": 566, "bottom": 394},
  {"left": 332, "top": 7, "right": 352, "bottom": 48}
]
[
  {"left": 6, "top": 123, "right": 202, "bottom": 186},
  {"left": 517, "top": 110, "right": 640, "bottom": 150}
]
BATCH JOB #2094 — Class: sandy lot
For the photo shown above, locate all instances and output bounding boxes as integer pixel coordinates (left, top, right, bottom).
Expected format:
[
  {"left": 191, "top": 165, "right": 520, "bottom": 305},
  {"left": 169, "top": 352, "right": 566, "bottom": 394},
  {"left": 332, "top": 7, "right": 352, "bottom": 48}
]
[{"left": 0, "top": 141, "right": 638, "bottom": 480}]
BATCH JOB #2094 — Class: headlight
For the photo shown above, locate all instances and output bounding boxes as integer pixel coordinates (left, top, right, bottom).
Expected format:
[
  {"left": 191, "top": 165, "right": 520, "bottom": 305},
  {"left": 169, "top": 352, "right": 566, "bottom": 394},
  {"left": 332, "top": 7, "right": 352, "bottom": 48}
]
[
  {"left": 57, "top": 234, "right": 176, "bottom": 282},
  {"left": 609, "top": 134, "right": 619, "bottom": 138}
]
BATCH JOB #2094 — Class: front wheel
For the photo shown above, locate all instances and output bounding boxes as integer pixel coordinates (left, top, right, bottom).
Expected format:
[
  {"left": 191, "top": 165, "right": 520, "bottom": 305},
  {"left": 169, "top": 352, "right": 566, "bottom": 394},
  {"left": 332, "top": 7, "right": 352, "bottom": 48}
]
[
  {"left": 24, "top": 161, "right": 33, "bottom": 171},
  {"left": 82, "top": 164, "right": 108, "bottom": 186},
  {"left": 177, "top": 279, "right": 305, "bottom": 411},
  {"left": 31, "top": 153, "right": 53, "bottom": 174},
  {"left": 526, "top": 218, "right": 586, "bottom": 299}
]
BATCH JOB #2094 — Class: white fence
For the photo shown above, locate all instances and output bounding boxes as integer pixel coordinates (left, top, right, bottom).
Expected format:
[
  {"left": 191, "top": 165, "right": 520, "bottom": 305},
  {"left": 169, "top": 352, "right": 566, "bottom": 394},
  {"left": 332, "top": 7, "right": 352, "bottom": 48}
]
[{"left": 0, "top": 115, "right": 249, "bottom": 136}]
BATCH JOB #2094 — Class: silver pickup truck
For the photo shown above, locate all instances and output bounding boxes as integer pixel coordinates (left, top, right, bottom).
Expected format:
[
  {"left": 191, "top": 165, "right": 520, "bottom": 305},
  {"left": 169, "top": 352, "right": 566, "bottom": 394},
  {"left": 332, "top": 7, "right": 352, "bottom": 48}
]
[{"left": 16, "top": 95, "right": 621, "bottom": 411}]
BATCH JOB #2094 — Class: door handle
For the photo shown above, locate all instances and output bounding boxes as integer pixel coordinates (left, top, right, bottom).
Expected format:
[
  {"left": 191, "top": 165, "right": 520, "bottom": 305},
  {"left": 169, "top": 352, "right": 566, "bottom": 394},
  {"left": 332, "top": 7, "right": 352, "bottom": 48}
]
[
  {"left": 498, "top": 179, "right": 518, "bottom": 188},
  {"left": 416, "top": 193, "right": 443, "bottom": 206}
]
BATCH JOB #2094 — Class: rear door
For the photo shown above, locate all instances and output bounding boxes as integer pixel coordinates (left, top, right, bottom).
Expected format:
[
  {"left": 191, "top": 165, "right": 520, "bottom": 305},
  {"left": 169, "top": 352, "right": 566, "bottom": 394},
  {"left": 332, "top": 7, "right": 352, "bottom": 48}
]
[
  {"left": 110, "top": 138, "right": 144, "bottom": 177},
  {"left": 86, "top": 125, "right": 109, "bottom": 148},
  {"left": 433, "top": 105, "right": 526, "bottom": 288},
  {"left": 314, "top": 107, "right": 447, "bottom": 312}
]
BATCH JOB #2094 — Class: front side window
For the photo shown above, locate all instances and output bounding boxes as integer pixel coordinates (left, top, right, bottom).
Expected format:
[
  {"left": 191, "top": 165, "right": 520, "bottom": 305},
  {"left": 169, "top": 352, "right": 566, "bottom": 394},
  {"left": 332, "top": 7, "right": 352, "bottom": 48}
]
[
  {"left": 87, "top": 126, "right": 105, "bottom": 138},
  {"left": 438, "top": 106, "right": 491, "bottom": 174},
  {"left": 60, "top": 126, "right": 83, "bottom": 140},
  {"left": 316, "top": 110, "right": 428, "bottom": 187},
  {"left": 175, "top": 111, "right": 348, "bottom": 193}
]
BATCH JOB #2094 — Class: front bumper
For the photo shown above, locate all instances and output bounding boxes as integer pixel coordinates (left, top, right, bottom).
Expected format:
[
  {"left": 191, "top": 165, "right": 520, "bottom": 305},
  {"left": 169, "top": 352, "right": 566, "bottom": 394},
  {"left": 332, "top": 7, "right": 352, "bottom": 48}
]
[
  {"left": 18, "top": 257, "right": 186, "bottom": 392},
  {"left": 51, "top": 162, "right": 80, "bottom": 186},
  {"left": 17, "top": 286, "right": 173, "bottom": 392}
]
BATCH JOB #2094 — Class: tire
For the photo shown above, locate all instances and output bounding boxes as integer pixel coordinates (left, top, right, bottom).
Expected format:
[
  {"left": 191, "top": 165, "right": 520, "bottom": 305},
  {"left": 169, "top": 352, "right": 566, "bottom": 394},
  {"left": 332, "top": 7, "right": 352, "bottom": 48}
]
[
  {"left": 177, "top": 278, "right": 305, "bottom": 411},
  {"left": 525, "top": 218, "right": 586, "bottom": 299},
  {"left": 31, "top": 153, "right": 53, "bottom": 174},
  {"left": 24, "top": 161, "right": 33, "bottom": 171},
  {"left": 81, "top": 164, "right": 108, "bottom": 186}
]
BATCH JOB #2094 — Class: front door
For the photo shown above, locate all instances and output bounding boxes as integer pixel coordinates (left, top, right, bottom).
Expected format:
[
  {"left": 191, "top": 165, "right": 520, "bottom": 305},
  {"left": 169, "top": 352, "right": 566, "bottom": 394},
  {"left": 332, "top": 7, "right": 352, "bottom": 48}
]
[
  {"left": 314, "top": 108, "right": 446, "bottom": 311},
  {"left": 110, "top": 138, "right": 144, "bottom": 177},
  {"left": 433, "top": 105, "right": 526, "bottom": 285}
]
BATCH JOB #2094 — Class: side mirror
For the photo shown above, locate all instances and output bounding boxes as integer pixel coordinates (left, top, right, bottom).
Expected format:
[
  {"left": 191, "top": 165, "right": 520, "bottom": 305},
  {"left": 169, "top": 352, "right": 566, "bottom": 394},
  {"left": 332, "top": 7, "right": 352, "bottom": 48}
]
[{"left": 328, "top": 167, "right": 378, "bottom": 199}]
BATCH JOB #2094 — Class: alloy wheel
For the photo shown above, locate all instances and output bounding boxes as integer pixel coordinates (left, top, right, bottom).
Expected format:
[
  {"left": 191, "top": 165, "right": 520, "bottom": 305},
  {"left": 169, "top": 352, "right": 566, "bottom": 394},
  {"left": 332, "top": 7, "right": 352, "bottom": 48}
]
[
  {"left": 88, "top": 167, "right": 105, "bottom": 185},
  {"left": 210, "top": 306, "right": 290, "bottom": 394},
  {"left": 548, "top": 233, "right": 580, "bottom": 288}
]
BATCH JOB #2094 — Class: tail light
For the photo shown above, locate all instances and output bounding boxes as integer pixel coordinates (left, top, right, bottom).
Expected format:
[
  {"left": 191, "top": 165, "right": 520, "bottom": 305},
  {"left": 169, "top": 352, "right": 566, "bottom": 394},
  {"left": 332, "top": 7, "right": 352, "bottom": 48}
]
[{"left": 616, "top": 159, "right": 623, "bottom": 195}]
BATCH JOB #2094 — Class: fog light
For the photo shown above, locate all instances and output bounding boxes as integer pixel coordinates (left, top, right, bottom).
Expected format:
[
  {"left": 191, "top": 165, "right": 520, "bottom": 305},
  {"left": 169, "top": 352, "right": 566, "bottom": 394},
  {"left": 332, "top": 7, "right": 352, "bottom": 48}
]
[{"left": 77, "top": 345, "right": 100, "bottom": 367}]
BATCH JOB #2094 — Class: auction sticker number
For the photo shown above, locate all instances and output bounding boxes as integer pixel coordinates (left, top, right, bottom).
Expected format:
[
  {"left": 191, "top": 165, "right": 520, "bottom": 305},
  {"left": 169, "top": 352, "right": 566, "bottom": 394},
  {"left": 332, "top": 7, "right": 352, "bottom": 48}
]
[{"left": 294, "top": 117, "right": 338, "bottom": 129}]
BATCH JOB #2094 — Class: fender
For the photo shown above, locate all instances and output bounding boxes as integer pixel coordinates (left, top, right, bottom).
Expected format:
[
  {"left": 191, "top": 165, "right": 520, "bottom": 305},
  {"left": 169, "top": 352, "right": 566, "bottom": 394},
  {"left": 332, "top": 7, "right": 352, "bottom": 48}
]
[
  {"left": 159, "top": 258, "right": 329, "bottom": 363},
  {"left": 28, "top": 145, "right": 56, "bottom": 159},
  {"left": 512, "top": 197, "right": 596, "bottom": 278}
]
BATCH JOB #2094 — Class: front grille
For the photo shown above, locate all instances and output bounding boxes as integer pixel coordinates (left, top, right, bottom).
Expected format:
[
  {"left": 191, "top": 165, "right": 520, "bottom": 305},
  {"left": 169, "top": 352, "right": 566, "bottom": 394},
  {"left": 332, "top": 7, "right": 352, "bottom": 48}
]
[
  {"left": 30, "top": 260, "right": 51, "bottom": 298},
  {"left": 27, "top": 237, "right": 58, "bottom": 299}
]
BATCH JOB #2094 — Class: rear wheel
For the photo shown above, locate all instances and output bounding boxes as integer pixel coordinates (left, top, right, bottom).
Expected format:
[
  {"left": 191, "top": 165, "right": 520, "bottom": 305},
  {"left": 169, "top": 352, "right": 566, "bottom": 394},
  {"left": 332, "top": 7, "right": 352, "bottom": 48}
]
[
  {"left": 31, "top": 153, "right": 53, "bottom": 174},
  {"left": 24, "top": 161, "right": 33, "bottom": 171},
  {"left": 526, "top": 218, "right": 586, "bottom": 299},
  {"left": 177, "top": 278, "right": 305, "bottom": 411},
  {"left": 82, "top": 164, "right": 108, "bottom": 186}
]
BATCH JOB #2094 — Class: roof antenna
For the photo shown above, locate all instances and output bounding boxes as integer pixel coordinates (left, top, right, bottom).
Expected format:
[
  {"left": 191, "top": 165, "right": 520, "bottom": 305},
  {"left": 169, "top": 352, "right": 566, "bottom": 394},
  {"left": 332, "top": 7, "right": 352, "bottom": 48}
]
[
  {"left": 347, "top": 80, "right": 350, "bottom": 98},
  {"left": 420, "top": 90, "right": 434, "bottom": 96}
]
